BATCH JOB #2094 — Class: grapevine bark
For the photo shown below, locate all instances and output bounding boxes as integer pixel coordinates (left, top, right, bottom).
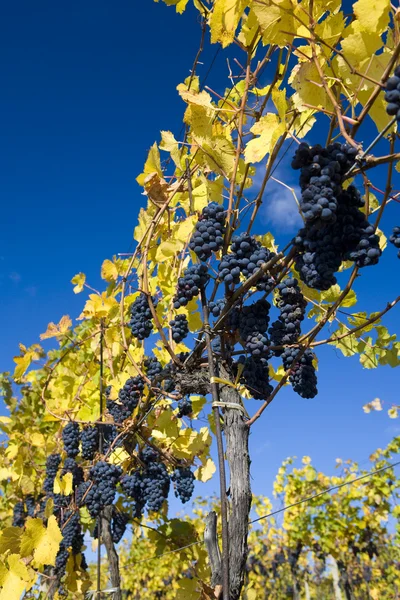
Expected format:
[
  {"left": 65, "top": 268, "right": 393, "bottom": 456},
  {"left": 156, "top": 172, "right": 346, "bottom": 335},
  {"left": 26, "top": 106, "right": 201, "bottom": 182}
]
[
  {"left": 101, "top": 506, "right": 123, "bottom": 600},
  {"left": 219, "top": 363, "right": 252, "bottom": 600}
]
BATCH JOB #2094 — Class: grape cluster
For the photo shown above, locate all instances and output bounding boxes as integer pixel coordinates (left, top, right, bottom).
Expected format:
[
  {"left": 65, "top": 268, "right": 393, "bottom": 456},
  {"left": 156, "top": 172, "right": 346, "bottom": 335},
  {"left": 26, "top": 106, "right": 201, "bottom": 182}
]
[
  {"left": 384, "top": 66, "right": 400, "bottom": 121},
  {"left": 53, "top": 493, "right": 72, "bottom": 517},
  {"left": 75, "top": 481, "right": 90, "bottom": 507},
  {"left": 294, "top": 185, "right": 381, "bottom": 290},
  {"left": 43, "top": 453, "right": 62, "bottom": 494},
  {"left": 337, "top": 187, "right": 381, "bottom": 267},
  {"left": 55, "top": 510, "right": 84, "bottom": 579},
  {"left": 102, "top": 424, "right": 121, "bottom": 453},
  {"left": 12, "top": 502, "right": 26, "bottom": 527},
  {"left": 61, "top": 457, "right": 84, "bottom": 489},
  {"left": 294, "top": 225, "right": 343, "bottom": 290},
  {"left": 141, "top": 450, "right": 170, "bottom": 512},
  {"left": 218, "top": 253, "right": 242, "bottom": 285},
  {"left": 238, "top": 299, "right": 271, "bottom": 359},
  {"left": 144, "top": 357, "right": 163, "bottom": 382},
  {"left": 231, "top": 234, "right": 276, "bottom": 291},
  {"left": 120, "top": 471, "right": 146, "bottom": 518},
  {"left": 61, "top": 511, "right": 82, "bottom": 551},
  {"left": 177, "top": 397, "right": 193, "bottom": 418},
  {"left": 209, "top": 298, "right": 226, "bottom": 317},
  {"left": 81, "top": 426, "right": 99, "bottom": 461},
  {"left": 269, "top": 278, "right": 307, "bottom": 350},
  {"left": 25, "top": 496, "right": 36, "bottom": 517},
  {"left": 171, "top": 467, "right": 195, "bottom": 503},
  {"left": 389, "top": 226, "right": 400, "bottom": 258},
  {"left": 107, "top": 400, "right": 131, "bottom": 424},
  {"left": 220, "top": 234, "right": 275, "bottom": 291},
  {"left": 189, "top": 202, "right": 226, "bottom": 261},
  {"left": 169, "top": 314, "right": 189, "bottom": 342},
  {"left": 236, "top": 356, "right": 273, "bottom": 401},
  {"left": 111, "top": 510, "right": 129, "bottom": 544},
  {"left": 62, "top": 422, "right": 80, "bottom": 458},
  {"left": 212, "top": 335, "right": 233, "bottom": 356},
  {"left": 85, "top": 462, "right": 122, "bottom": 518},
  {"left": 128, "top": 293, "right": 156, "bottom": 340},
  {"left": 282, "top": 347, "right": 317, "bottom": 398},
  {"left": 119, "top": 376, "right": 145, "bottom": 412},
  {"left": 54, "top": 547, "right": 70, "bottom": 580},
  {"left": 292, "top": 142, "right": 357, "bottom": 224},
  {"left": 174, "top": 264, "right": 210, "bottom": 308}
]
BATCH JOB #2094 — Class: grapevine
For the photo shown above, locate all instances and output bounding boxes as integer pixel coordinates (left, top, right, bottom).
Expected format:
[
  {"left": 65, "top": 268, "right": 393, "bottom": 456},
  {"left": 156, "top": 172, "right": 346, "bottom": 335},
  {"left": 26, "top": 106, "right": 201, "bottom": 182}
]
[{"left": 128, "top": 293, "right": 156, "bottom": 340}]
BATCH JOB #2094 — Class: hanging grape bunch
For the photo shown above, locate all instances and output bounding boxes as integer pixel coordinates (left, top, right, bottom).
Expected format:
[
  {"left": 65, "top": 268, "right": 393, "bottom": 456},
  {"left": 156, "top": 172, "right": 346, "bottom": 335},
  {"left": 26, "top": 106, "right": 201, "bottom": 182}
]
[
  {"left": 174, "top": 264, "right": 210, "bottom": 308},
  {"left": 292, "top": 143, "right": 381, "bottom": 290},
  {"left": 129, "top": 293, "right": 156, "bottom": 340},
  {"left": 189, "top": 201, "right": 226, "bottom": 261},
  {"left": 169, "top": 313, "right": 189, "bottom": 342},
  {"left": 384, "top": 66, "right": 400, "bottom": 120},
  {"left": 390, "top": 226, "right": 400, "bottom": 258}
]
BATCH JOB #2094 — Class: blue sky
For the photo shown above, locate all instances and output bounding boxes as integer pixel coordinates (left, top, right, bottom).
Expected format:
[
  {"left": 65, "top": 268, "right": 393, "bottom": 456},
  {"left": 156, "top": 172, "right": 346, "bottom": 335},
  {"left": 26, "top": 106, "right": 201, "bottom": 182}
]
[{"left": 1, "top": 0, "right": 399, "bottom": 515}]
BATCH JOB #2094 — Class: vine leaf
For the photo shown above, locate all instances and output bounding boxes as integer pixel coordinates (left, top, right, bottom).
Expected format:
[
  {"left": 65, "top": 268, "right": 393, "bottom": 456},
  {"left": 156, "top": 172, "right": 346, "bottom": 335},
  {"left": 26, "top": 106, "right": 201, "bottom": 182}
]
[
  {"left": 136, "top": 142, "right": 163, "bottom": 186},
  {"left": 244, "top": 114, "right": 285, "bottom": 163},
  {"left": 353, "top": 0, "right": 390, "bottom": 35},
  {"left": 195, "top": 458, "right": 216, "bottom": 483},
  {"left": 71, "top": 272, "right": 86, "bottom": 293},
  {"left": 209, "top": 0, "right": 247, "bottom": 48},
  {"left": 20, "top": 516, "right": 62, "bottom": 568},
  {"left": 40, "top": 315, "right": 72, "bottom": 340},
  {"left": 101, "top": 259, "right": 119, "bottom": 282},
  {"left": 0, "top": 554, "right": 34, "bottom": 600}
]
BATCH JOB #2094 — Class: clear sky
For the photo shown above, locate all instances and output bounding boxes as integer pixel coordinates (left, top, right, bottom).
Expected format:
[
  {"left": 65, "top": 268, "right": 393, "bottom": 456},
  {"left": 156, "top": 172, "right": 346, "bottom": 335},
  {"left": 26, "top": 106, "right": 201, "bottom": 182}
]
[{"left": 1, "top": 0, "right": 399, "bottom": 514}]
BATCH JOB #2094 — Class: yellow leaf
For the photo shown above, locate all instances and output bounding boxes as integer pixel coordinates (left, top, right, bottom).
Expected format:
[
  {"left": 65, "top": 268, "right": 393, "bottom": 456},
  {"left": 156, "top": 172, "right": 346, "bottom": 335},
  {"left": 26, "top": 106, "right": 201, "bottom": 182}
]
[
  {"left": 53, "top": 472, "right": 73, "bottom": 496},
  {"left": 245, "top": 114, "right": 285, "bottom": 163},
  {"left": 40, "top": 315, "right": 72, "bottom": 340},
  {"left": 191, "top": 182, "right": 208, "bottom": 212},
  {"left": 178, "top": 87, "right": 213, "bottom": 108},
  {"left": 185, "top": 298, "right": 203, "bottom": 332},
  {"left": 190, "top": 395, "right": 207, "bottom": 417},
  {"left": 0, "top": 528, "right": 22, "bottom": 555},
  {"left": 134, "top": 207, "right": 153, "bottom": 243},
  {"left": 0, "top": 468, "right": 14, "bottom": 481},
  {"left": 154, "top": 0, "right": 190, "bottom": 14},
  {"left": 30, "top": 433, "right": 45, "bottom": 447},
  {"left": 251, "top": 0, "right": 300, "bottom": 47},
  {"left": 173, "top": 216, "right": 196, "bottom": 244},
  {"left": 340, "top": 22, "right": 382, "bottom": 67},
  {"left": 305, "top": 466, "right": 317, "bottom": 482},
  {"left": 13, "top": 346, "right": 43, "bottom": 381},
  {"left": 71, "top": 272, "right": 86, "bottom": 294},
  {"left": 109, "top": 448, "right": 130, "bottom": 466},
  {"left": 363, "top": 398, "right": 382, "bottom": 413},
  {"left": 155, "top": 241, "right": 177, "bottom": 263},
  {"left": 78, "top": 293, "right": 118, "bottom": 320},
  {"left": 160, "top": 130, "right": 182, "bottom": 169},
  {"left": 271, "top": 88, "right": 287, "bottom": 121},
  {"left": 0, "top": 554, "right": 33, "bottom": 600},
  {"left": 194, "top": 458, "right": 216, "bottom": 482},
  {"left": 353, "top": 0, "right": 390, "bottom": 35},
  {"left": 101, "top": 259, "right": 119, "bottom": 282},
  {"left": 20, "top": 516, "right": 62, "bottom": 568},
  {"left": 388, "top": 407, "right": 399, "bottom": 419},
  {"left": 136, "top": 142, "right": 163, "bottom": 186},
  {"left": 209, "top": 0, "right": 247, "bottom": 48}
]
